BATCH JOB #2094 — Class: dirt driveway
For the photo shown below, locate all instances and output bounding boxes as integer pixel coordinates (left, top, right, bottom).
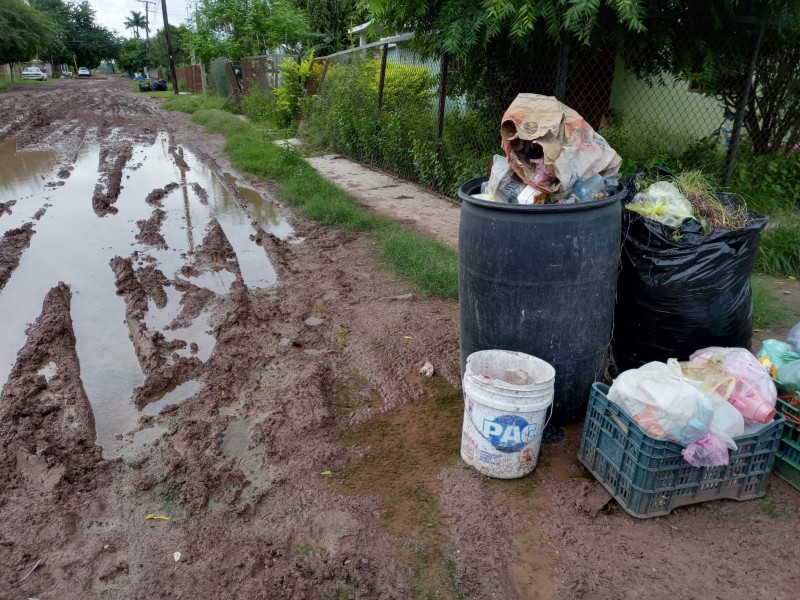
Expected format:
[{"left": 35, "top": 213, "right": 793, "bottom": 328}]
[{"left": 0, "top": 77, "right": 798, "bottom": 600}]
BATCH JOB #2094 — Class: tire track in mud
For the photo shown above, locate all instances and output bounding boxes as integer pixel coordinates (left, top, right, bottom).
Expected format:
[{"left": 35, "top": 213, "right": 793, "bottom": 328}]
[
  {"left": 0, "top": 223, "right": 35, "bottom": 292},
  {"left": 109, "top": 256, "right": 205, "bottom": 407},
  {"left": 0, "top": 283, "right": 101, "bottom": 492},
  {"left": 92, "top": 143, "right": 133, "bottom": 216}
]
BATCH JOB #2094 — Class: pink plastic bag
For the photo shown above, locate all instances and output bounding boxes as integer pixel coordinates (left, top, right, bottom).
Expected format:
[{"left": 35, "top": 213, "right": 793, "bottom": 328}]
[
  {"left": 682, "top": 431, "right": 730, "bottom": 467},
  {"left": 690, "top": 347, "right": 777, "bottom": 424}
]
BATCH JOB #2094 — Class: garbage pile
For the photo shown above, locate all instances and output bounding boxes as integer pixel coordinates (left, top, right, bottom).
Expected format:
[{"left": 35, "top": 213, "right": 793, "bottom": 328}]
[
  {"left": 613, "top": 168, "right": 768, "bottom": 371},
  {"left": 608, "top": 346, "right": 777, "bottom": 468},
  {"left": 472, "top": 94, "right": 622, "bottom": 205},
  {"left": 758, "top": 323, "right": 800, "bottom": 398},
  {"left": 627, "top": 170, "right": 751, "bottom": 233}
]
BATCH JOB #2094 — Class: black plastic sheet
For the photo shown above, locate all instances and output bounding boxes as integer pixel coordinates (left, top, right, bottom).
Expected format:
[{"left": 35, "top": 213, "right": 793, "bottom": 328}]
[{"left": 612, "top": 173, "right": 768, "bottom": 371}]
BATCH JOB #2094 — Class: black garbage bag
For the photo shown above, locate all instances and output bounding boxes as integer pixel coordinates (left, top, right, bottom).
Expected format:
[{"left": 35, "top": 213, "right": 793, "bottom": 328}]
[
  {"left": 149, "top": 79, "right": 168, "bottom": 92},
  {"left": 138, "top": 83, "right": 150, "bottom": 92},
  {"left": 612, "top": 174, "right": 768, "bottom": 372}
]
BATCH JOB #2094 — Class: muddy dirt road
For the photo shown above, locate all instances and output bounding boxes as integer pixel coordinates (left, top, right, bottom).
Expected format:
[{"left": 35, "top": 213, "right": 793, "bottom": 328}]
[{"left": 1, "top": 77, "right": 798, "bottom": 600}]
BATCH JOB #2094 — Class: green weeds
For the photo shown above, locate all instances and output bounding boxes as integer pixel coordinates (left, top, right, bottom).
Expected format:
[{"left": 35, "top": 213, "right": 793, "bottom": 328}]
[
  {"left": 751, "top": 275, "right": 795, "bottom": 330},
  {"left": 757, "top": 223, "right": 800, "bottom": 277}
]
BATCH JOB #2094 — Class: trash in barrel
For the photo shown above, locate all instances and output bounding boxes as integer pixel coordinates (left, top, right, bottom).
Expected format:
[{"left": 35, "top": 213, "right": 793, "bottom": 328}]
[
  {"left": 461, "top": 350, "right": 555, "bottom": 478},
  {"left": 458, "top": 94, "right": 625, "bottom": 423}
]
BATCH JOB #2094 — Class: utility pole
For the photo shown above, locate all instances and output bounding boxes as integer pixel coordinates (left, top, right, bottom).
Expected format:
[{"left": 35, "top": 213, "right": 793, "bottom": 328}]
[
  {"left": 160, "top": 0, "right": 179, "bottom": 94},
  {"left": 137, "top": 0, "right": 155, "bottom": 48}
]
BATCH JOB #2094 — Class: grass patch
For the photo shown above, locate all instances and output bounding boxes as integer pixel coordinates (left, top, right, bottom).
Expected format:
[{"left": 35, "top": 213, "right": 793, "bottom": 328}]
[
  {"left": 162, "top": 93, "right": 239, "bottom": 114},
  {"left": 170, "top": 108, "right": 459, "bottom": 296},
  {"left": 0, "top": 78, "right": 12, "bottom": 93},
  {"left": 378, "top": 228, "right": 459, "bottom": 298},
  {"left": 758, "top": 221, "right": 800, "bottom": 277},
  {"left": 752, "top": 275, "right": 795, "bottom": 330}
]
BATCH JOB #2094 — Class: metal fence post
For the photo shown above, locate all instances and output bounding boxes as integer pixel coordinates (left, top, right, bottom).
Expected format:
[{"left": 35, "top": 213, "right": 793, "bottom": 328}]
[
  {"left": 724, "top": 23, "right": 765, "bottom": 186},
  {"left": 555, "top": 29, "right": 570, "bottom": 102},
  {"left": 436, "top": 52, "right": 449, "bottom": 151},
  {"left": 377, "top": 44, "right": 389, "bottom": 114},
  {"left": 316, "top": 59, "right": 329, "bottom": 95},
  {"left": 225, "top": 61, "right": 241, "bottom": 105}
]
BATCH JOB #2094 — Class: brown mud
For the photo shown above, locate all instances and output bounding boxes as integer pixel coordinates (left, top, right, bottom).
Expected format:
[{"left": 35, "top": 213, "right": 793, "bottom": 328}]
[
  {"left": 0, "top": 77, "right": 798, "bottom": 600},
  {"left": 0, "top": 223, "right": 35, "bottom": 291}
]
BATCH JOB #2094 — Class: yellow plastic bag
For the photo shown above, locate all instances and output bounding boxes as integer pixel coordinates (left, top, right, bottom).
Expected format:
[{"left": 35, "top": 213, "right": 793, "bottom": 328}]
[
  {"left": 679, "top": 358, "right": 736, "bottom": 407},
  {"left": 626, "top": 181, "right": 696, "bottom": 228}
]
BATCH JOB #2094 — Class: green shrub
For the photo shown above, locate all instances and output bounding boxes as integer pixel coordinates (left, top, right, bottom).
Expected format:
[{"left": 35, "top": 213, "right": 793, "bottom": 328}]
[
  {"left": 241, "top": 88, "right": 277, "bottom": 125},
  {"left": 601, "top": 116, "right": 699, "bottom": 177},
  {"left": 732, "top": 147, "right": 800, "bottom": 215}
]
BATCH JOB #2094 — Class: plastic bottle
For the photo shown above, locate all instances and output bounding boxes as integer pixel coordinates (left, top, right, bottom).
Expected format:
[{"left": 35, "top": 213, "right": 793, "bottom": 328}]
[{"left": 788, "top": 321, "right": 800, "bottom": 353}]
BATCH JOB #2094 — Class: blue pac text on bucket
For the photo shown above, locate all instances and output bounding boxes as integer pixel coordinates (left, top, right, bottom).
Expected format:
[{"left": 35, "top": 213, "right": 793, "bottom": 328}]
[{"left": 482, "top": 415, "right": 537, "bottom": 453}]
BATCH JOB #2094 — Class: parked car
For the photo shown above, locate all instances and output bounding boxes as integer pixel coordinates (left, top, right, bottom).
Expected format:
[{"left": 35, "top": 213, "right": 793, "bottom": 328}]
[
  {"left": 22, "top": 67, "right": 48, "bottom": 81},
  {"left": 78, "top": 67, "right": 91, "bottom": 77}
]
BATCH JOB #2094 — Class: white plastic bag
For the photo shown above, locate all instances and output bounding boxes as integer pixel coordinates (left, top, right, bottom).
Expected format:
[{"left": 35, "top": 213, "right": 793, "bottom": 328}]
[
  {"left": 709, "top": 400, "right": 744, "bottom": 449},
  {"left": 487, "top": 155, "right": 510, "bottom": 201},
  {"left": 626, "top": 181, "right": 696, "bottom": 228},
  {"left": 608, "top": 360, "right": 713, "bottom": 445}
]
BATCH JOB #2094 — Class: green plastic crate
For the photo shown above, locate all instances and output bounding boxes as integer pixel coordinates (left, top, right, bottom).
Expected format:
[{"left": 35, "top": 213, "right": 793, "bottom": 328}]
[{"left": 579, "top": 383, "right": 785, "bottom": 518}]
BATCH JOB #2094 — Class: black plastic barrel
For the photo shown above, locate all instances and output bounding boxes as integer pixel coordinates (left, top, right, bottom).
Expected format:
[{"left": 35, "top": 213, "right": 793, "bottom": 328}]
[{"left": 458, "top": 176, "right": 626, "bottom": 423}]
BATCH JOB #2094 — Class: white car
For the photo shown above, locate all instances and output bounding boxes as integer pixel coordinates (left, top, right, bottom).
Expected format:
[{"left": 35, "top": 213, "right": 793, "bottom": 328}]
[
  {"left": 78, "top": 67, "right": 91, "bottom": 77},
  {"left": 22, "top": 67, "right": 48, "bottom": 81}
]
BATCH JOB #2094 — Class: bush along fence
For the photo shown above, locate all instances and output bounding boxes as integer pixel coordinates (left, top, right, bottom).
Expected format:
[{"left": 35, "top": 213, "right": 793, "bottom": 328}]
[{"left": 294, "top": 23, "right": 797, "bottom": 205}]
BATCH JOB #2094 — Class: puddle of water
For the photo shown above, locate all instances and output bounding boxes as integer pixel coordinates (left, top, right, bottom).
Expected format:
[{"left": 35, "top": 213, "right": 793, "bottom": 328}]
[
  {"left": 37, "top": 361, "right": 58, "bottom": 381},
  {"left": 144, "top": 285, "right": 216, "bottom": 362},
  {"left": 236, "top": 185, "right": 294, "bottom": 239},
  {"left": 0, "top": 134, "right": 291, "bottom": 458},
  {"left": 218, "top": 397, "right": 244, "bottom": 417},
  {"left": 221, "top": 417, "right": 270, "bottom": 502},
  {"left": 202, "top": 173, "right": 277, "bottom": 289},
  {"left": 141, "top": 379, "right": 202, "bottom": 417},
  {"left": 112, "top": 425, "right": 168, "bottom": 460},
  {"left": 0, "top": 139, "right": 58, "bottom": 229},
  {"left": 331, "top": 362, "right": 383, "bottom": 416}
]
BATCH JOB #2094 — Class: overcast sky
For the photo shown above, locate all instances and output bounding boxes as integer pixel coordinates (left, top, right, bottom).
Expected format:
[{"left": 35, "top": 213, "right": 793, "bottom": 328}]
[{"left": 88, "top": 0, "right": 192, "bottom": 36}]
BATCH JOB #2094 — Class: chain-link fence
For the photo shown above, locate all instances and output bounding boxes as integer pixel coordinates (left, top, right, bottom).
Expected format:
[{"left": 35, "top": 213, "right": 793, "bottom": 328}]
[
  {"left": 241, "top": 54, "right": 297, "bottom": 93},
  {"left": 304, "top": 22, "right": 796, "bottom": 198},
  {"left": 210, "top": 58, "right": 238, "bottom": 100}
]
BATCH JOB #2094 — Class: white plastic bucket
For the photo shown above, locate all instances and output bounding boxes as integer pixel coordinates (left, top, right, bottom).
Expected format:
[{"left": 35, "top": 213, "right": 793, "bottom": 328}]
[{"left": 460, "top": 350, "right": 555, "bottom": 479}]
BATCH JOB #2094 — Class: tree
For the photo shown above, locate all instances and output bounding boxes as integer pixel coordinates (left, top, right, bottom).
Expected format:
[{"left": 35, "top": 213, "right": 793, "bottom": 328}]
[
  {"left": 29, "top": 0, "right": 120, "bottom": 68},
  {"left": 0, "top": 0, "right": 57, "bottom": 72},
  {"left": 291, "top": 0, "right": 364, "bottom": 55},
  {"left": 366, "top": 0, "right": 648, "bottom": 57},
  {"left": 117, "top": 38, "right": 148, "bottom": 73},
  {"left": 124, "top": 10, "right": 146, "bottom": 39},
  {"left": 149, "top": 25, "right": 191, "bottom": 70},
  {"left": 190, "top": 0, "right": 308, "bottom": 62}
]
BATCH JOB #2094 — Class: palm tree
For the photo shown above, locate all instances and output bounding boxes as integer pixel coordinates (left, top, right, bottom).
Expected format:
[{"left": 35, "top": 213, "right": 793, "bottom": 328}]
[{"left": 124, "top": 11, "right": 146, "bottom": 39}]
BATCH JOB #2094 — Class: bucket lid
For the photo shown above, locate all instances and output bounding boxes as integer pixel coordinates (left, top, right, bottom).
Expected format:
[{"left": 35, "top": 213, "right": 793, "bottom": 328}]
[{"left": 465, "top": 350, "right": 555, "bottom": 395}]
